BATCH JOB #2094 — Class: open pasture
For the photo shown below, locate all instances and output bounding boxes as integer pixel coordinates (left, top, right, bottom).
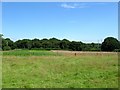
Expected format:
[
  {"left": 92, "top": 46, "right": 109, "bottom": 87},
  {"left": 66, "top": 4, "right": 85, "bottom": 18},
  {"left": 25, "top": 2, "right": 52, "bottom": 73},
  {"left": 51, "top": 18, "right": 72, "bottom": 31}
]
[{"left": 2, "top": 50, "right": 118, "bottom": 88}]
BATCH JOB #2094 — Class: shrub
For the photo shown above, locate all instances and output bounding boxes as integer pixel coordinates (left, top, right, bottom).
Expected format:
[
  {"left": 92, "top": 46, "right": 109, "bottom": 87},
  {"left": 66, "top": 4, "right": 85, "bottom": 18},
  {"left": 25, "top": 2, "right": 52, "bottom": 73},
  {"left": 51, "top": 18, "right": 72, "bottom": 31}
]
[{"left": 3, "top": 46, "right": 11, "bottom": 51}]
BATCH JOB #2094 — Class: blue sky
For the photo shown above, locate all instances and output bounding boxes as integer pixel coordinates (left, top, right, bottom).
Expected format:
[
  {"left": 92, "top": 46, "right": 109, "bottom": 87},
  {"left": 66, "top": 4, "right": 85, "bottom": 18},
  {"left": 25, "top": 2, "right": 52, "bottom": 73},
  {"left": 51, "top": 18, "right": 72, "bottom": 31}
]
[{"left": 2, "top": 2, "right": 118, "bottom": 43}]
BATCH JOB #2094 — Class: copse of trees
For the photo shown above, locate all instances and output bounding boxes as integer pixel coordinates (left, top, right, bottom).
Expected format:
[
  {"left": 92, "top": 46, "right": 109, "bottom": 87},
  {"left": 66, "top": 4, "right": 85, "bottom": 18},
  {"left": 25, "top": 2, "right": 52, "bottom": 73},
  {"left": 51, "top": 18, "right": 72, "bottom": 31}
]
[{"left": 0, "top": 34, "right": 119, "bottom": 51}]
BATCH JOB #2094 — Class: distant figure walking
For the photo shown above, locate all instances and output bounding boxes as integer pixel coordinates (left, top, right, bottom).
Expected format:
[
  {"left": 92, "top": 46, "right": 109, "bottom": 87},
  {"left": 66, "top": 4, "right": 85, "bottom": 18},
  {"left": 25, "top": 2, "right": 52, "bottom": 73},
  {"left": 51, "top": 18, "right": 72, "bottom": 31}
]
[{"left": 75, "top": 53, "right": 76, "bottom": 56}]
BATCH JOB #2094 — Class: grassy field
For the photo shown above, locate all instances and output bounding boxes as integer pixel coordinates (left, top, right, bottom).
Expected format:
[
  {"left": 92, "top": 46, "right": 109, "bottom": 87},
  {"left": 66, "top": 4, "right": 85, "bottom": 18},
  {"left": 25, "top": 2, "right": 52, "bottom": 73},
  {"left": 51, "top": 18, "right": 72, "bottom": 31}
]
[{"left": 2, "top": 50, "right": 118, "bottom": 88}]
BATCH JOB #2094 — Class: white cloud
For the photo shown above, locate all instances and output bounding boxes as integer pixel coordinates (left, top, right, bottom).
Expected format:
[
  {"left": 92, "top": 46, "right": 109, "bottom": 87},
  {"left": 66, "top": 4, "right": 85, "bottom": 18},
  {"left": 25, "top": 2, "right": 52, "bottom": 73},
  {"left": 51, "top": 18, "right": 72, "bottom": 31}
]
[
  {"left": 61, "top": 3, "right": 75, "bottom": 9},
  {"left": 61, "top": 3, "right": 89, "bottom": 9}
]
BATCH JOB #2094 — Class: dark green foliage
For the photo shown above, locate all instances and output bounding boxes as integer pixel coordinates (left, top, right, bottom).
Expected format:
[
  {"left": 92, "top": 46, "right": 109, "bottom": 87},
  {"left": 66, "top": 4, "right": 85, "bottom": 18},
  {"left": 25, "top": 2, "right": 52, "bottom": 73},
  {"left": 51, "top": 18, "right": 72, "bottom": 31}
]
[
  {"left": 101, "top": 37, "right": 120, "bottom": 51},
  {"left": 1, "top": 35, "right": 15, "bottom": 50},
  {"left": 3, "top": 46, "right": 11, "bottom": 50},
  {"left": 49, "top": 38, "right": 60, "bottom": 49},
  {"left": 81, "top": 43, "right": 101, "bottom": 51},
  {"left": 5, "top": 38, "right": 15, "bottom": 49},
  {"left": 69, "top": 41, "right": 82, "bottom": 51},
  {"left": 15, "top": 39, "right": 32, "bottom": 49},
  {"left": 1, "top": 33, "right": 119, "bottom": 51},
  {"left": 114, "top": 49, "right": 120, "bottom": 52},
  {"left": 59, "top": 39, "right": 70, "bottom": 50},
  {"left": 0, "top": 34, "right": 3, "bottom": 49},
  {"left": 31, "top": 38, "right": 41, "bottom": 48}
]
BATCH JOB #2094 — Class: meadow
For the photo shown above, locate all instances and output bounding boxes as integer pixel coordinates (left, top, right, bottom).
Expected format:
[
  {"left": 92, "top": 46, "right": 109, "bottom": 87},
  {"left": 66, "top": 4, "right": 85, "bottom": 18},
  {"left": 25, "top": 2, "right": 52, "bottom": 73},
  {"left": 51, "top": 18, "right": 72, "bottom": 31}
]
[{"left": 2, "top": 50, "right": 118, "bottom": 88}]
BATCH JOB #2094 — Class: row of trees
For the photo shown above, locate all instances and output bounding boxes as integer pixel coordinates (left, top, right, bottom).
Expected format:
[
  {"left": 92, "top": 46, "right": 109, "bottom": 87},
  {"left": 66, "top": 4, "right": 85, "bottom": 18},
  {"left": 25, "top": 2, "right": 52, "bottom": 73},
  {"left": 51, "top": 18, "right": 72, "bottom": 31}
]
[{"left": 0, "top": 34, "right": 120, "bottom": 51}]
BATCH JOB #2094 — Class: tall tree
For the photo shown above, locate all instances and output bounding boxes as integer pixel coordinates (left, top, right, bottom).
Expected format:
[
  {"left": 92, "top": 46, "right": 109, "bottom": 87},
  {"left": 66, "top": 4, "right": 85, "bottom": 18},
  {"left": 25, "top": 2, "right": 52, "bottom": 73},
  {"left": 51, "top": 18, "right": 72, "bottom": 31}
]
[
  {"left": 101, "top": 37, "right": 119, "bottom": 51},
  {"left": 5, "top": 38, "right": 15, "bottom": 49}
]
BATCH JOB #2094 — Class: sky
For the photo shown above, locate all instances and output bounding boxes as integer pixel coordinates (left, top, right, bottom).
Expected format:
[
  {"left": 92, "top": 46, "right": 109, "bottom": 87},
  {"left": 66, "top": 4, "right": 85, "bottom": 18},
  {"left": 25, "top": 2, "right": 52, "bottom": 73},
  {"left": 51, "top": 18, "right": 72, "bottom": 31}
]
[{"left": 2, "top": 2, "right": 118, "bottom": 43}]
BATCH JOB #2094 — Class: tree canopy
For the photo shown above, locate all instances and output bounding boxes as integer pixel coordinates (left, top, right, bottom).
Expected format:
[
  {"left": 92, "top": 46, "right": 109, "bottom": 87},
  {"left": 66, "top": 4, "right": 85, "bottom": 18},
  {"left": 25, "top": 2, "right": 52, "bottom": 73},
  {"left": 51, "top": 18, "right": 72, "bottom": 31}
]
[
  {"left": 1, "top": 35, "right": 119, "bottom": 52},
  {"left": 101, "top": 37, "right": 120, "bottom": 51}
]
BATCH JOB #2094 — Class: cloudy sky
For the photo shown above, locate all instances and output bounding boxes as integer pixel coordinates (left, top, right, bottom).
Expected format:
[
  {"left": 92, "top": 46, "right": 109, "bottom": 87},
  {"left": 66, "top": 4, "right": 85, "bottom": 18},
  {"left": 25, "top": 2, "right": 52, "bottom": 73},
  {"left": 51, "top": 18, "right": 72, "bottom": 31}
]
[{"left": 2, "top": 2, "right": 118, "bottom": 43}]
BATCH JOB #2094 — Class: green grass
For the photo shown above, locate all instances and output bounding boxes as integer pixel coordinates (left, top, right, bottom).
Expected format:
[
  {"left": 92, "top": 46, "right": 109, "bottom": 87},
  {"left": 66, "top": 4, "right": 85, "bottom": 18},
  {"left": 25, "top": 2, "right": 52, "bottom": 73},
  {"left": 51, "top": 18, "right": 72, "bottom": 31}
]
[
  {"left": 2, "top": 50, "right": 118, "bottom": 88},
  {"left": 3, "top": 50, "right": 60, "bottom": 56}
]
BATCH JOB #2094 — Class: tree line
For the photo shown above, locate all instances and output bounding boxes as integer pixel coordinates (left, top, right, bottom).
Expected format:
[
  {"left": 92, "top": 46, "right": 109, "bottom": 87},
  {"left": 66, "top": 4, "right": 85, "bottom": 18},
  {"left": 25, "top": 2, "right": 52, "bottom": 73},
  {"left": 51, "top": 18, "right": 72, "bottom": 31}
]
[{"left": 0, "top": 34, "right": 120, "bottom": 51}]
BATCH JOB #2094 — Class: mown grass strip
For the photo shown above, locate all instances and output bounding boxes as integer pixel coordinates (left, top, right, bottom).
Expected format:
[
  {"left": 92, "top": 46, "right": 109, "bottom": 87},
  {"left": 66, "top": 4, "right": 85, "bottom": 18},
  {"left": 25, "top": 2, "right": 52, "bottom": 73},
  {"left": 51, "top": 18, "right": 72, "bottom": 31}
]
[{"left": 3, "top": 50, "right": 60, "bottom": 56}]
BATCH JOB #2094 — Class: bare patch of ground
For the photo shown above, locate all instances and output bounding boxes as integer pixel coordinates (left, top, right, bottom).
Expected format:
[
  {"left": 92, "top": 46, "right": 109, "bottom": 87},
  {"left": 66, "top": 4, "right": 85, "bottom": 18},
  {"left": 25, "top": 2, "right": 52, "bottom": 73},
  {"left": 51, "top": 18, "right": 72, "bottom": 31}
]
[{"left": 51, "top": 50, "right": 118, "bottom": 56}]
